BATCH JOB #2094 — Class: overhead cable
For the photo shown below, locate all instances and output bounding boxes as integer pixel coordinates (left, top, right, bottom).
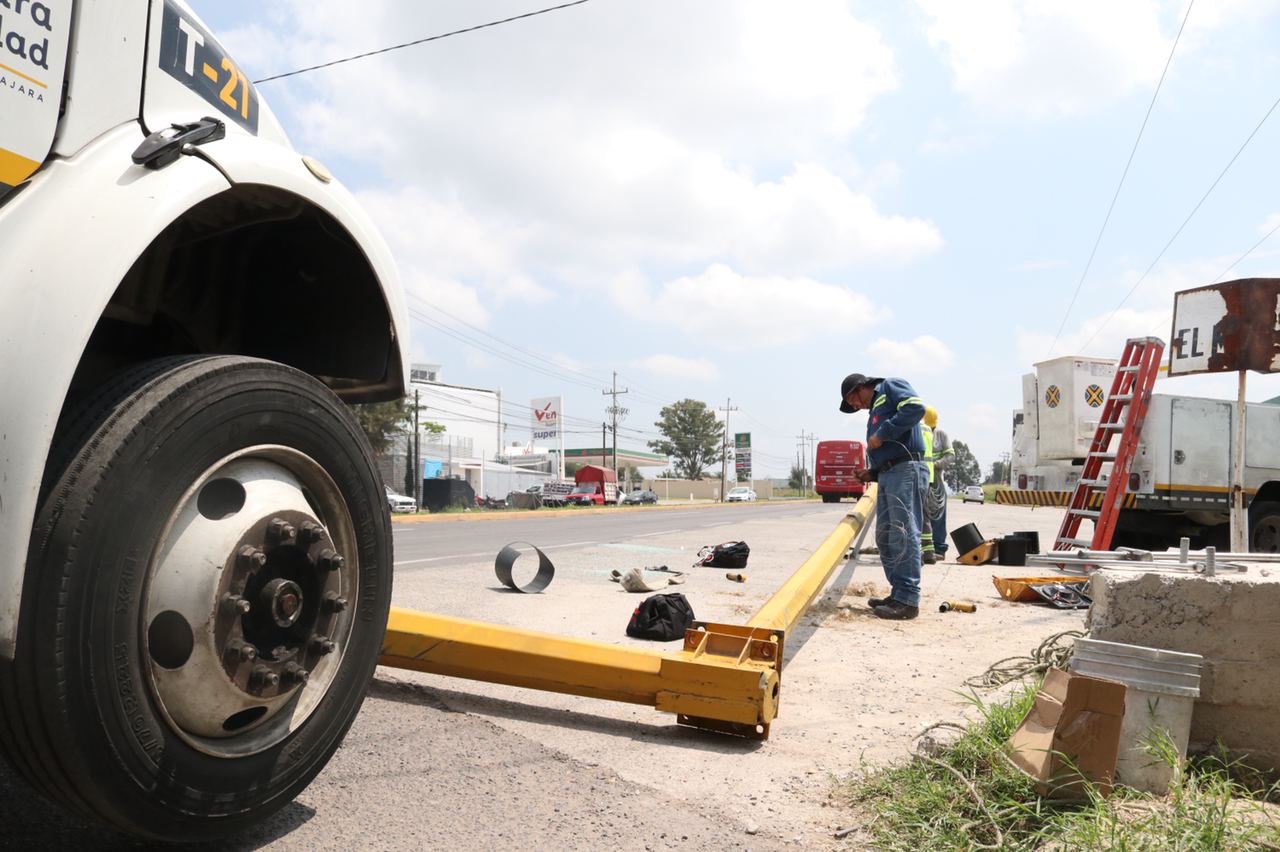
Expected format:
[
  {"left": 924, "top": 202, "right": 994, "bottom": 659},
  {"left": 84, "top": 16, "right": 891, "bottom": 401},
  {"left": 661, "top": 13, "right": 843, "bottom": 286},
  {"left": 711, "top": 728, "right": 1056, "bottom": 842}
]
[
  {"left": 253, "top": 0, "right": 593, "bottom": 84},
  {"left": 1046, "top": 0, "right": 1195, "bottom": 357},
  {"left": 1080, "top": 87, "right": 1280, "bottom": 352}
]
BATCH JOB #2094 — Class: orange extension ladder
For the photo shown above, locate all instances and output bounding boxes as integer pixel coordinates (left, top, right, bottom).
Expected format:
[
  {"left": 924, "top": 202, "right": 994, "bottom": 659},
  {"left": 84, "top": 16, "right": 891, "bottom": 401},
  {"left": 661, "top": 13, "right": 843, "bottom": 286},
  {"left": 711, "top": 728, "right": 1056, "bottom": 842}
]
[{"left": 1053, "top": 337, "right": 1165, "bottom": 552}]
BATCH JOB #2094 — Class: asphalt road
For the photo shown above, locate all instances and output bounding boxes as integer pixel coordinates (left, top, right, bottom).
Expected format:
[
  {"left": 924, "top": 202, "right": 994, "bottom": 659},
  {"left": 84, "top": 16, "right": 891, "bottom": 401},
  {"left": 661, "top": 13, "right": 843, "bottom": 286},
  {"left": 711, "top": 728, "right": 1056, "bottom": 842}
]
[
  {"left": 0, "top": 499, "right": 838, "bottom": 850},
  {"left": 390, "top": 500, "right": 835, "bottom": 570}
]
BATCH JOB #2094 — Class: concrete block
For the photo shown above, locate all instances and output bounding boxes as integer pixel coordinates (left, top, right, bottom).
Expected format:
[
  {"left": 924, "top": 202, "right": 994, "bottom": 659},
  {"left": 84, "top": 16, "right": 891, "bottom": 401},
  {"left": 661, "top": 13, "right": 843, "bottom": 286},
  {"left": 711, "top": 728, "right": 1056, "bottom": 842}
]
[
  {"left": 1088, "top": 572, "right": 1280, "bottom": 662},
  {"left": 1198, "top": 661, "right": 1280, "bottom": 708},
  {"left": 1190, "top": 705, "right": 1280, "bottom": 772},
  {"left": 1088, "top": 567, "right": 1280, "bottom": 774}
]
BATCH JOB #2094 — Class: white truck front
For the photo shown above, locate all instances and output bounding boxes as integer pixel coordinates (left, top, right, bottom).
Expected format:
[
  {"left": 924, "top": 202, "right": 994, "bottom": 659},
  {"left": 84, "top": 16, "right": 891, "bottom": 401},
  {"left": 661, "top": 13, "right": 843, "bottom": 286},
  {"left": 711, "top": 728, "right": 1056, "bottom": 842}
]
[{"left": 1, "top": 0, "right": 409, "bottom": 841}]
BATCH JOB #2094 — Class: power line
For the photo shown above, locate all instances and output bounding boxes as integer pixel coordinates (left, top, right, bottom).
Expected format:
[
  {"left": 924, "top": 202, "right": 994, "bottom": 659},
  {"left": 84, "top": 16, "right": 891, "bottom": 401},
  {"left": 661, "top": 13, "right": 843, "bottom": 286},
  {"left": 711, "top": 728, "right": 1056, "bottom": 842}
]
[
  {"left": 1212, "top": 216, "right": 1280, "bottom": 283},
  {"left": 1047, "top": 0, "right": 1195, "bottom": 357},
  {"left": 253, "top": 0, "right": 593, "bottom": 84},
  {"left": 1080, "top": 87, "right": 1280, "bottom": 353}
]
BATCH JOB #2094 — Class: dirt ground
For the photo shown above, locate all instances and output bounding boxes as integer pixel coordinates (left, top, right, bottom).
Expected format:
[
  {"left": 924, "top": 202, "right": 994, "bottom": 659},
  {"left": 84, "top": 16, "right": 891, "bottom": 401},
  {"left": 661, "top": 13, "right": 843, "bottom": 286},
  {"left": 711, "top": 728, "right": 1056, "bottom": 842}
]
[{"left": 379, "top": 499, "right": 1083, "bottom": 849}]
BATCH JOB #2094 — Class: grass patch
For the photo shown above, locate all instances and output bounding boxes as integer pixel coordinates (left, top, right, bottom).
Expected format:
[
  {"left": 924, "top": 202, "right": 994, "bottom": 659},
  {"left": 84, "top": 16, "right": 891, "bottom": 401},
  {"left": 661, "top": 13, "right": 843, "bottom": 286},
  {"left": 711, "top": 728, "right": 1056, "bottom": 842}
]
[{"left": 841, "top": 683, "right": 1280, "bottom": 850}]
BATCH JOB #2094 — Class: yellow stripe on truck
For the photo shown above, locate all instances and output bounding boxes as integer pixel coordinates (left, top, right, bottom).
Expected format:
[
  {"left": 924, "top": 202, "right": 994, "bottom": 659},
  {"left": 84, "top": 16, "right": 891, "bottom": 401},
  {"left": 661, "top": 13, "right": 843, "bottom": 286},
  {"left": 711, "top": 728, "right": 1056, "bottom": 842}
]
[{"left": 0, "top": 147, "right": 41, "bottom": 186}]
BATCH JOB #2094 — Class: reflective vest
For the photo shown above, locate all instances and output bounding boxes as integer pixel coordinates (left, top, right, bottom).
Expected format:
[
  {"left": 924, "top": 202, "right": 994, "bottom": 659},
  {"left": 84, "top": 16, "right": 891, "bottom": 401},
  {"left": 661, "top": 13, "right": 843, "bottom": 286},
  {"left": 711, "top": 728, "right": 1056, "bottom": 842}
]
[{"left": 922, "top": 424, "right": 936, "bottom": 483}]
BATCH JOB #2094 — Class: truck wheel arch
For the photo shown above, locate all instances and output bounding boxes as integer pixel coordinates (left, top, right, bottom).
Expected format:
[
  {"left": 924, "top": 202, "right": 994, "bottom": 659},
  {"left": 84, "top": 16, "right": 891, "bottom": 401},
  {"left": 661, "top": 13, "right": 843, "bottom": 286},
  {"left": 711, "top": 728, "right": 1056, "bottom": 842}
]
[{"left": 72, "top": 183, "right": 405, "bottom": 405}]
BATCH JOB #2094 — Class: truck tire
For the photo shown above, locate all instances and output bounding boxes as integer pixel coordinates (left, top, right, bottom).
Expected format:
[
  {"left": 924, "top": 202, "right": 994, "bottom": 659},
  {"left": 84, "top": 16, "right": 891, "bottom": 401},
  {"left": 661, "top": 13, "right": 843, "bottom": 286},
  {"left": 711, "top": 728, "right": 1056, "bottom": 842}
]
[
  {"left": 0, "top": 356, "right": 392, "bottom": 842},
  {"left": 1249, "top": 501, "right": 1280, "bottom": 553}
]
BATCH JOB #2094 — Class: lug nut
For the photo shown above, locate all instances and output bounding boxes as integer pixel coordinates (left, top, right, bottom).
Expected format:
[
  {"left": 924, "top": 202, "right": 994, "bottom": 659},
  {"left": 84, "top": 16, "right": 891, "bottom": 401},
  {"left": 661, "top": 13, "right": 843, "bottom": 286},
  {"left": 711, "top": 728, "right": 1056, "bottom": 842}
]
[
  {"left": 250, "top": 666, "right": 280, "bottom": 690},
  {"left": 237, "top": 545, "right": 267, "bottom": 569},
  {"left": 221, "top": 593, "right": 251, "bottom": 616},
  {"left": 310, "top": 635, "right": 336, "bottom": 656},
  {"left": 268, "top": 517, "right": 297, "bottom": 545},
  {"left": 299, "top": 521, "right": 324, "bottom": 544},
  {"left": 322, "top": 592, "right": 349, "bottom": 613},
  {"left": 225, "top": 640, "right": 258, "bottom": 663},
  {"left": 283, "top": 663, "right": 310, "bottom": 685},
  {"left": 317, "top": 549, "right": 345, "bottom": 572}
]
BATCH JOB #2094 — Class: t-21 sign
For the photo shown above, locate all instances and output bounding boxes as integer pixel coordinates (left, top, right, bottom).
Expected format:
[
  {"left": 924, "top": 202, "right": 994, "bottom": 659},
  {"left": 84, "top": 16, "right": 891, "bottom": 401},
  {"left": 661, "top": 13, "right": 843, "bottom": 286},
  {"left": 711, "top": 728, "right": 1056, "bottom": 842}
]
[{"left": 1168, "top": 279, "right": 1280, "bottom": 376}]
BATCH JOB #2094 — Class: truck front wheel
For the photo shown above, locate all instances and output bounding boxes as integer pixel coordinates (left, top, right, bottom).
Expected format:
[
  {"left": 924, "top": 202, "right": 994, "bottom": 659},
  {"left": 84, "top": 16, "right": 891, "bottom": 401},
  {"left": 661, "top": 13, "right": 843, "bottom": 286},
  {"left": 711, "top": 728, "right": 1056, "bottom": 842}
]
[{"left": 0, "top": 356, "right": 392, "bottom": 841}]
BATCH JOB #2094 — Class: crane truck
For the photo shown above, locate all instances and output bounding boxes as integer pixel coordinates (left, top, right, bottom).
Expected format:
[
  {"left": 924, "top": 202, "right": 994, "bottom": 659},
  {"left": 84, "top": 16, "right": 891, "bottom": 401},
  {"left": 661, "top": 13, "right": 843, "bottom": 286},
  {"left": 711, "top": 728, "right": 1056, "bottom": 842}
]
[
  {"left": 1, "top": 0, "right": 409, "bottom": 841},
  {"left": 1009, "top": 355, "right": 1280, "bottom": 551}
]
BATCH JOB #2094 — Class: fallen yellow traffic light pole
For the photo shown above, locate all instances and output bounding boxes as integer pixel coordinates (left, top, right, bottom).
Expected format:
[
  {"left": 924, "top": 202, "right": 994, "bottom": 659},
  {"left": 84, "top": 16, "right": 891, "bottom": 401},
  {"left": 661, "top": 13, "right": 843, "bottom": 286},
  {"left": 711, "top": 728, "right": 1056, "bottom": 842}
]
[{"left": 378, "top": 486, "right": 877, "bottom": 739}]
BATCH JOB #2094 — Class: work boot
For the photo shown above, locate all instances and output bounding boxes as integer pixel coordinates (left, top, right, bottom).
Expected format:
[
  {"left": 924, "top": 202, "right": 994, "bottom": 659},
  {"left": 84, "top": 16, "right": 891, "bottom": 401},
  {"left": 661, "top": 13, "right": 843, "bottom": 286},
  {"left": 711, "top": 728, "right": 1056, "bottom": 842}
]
[
  {"left": 873, "top": 600, "right": 919, "bottom": 620},
  {"left": 922, "top": 551, "right": 937, "bottom": 565},
  {"left": 867, "top": 596, "right": 890, "bottom": 609}
]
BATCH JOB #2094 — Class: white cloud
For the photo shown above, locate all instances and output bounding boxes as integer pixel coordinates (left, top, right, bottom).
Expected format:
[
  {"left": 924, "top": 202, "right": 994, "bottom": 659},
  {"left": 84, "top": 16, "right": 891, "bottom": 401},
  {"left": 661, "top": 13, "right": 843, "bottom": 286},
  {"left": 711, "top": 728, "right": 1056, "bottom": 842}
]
[
  {"left": 220, "top": 0, "right": 939, "bottom": 291},
  {"left": 866, "top": 335, "right": 955, "bottom": 375},
  {"left": 917, "top": 0, "right": 1171, "bottom": 117},
  {"left": 632, "top": 264, "right": 890, "bottom": 351},
  {"left": 632, "top": 354, "right": 720, "bottom": 382}
]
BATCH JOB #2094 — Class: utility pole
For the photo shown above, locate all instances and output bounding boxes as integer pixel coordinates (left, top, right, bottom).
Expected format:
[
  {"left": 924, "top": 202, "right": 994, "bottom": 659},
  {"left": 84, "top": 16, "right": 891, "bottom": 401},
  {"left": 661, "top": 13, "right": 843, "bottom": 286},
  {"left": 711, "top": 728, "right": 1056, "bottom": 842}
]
[
  {"left": 601, "top": 371, "right": 629, "bottom": 484},
  {"left": 795, "top": 431, "right": 815, "bottom": 496},
  {"left": 495, "top": 387, "right": 503, "bottom": 463},
  {"left": 412, "top": 388, "right": 421, "bottom": 507},
  {"left": 718, "top": 398, "right": 739, "bottom": 502},
  {"left": 601, "top": 422, "right": 608, "bottom": 467}
]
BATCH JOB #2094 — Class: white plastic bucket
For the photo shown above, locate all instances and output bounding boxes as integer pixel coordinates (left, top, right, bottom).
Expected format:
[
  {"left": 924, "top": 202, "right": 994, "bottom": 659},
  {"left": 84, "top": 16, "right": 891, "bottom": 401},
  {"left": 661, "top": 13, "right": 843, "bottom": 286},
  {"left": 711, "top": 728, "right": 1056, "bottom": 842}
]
[{"left": 1070, "top": 637, "right": 1203, "bottom": 794}]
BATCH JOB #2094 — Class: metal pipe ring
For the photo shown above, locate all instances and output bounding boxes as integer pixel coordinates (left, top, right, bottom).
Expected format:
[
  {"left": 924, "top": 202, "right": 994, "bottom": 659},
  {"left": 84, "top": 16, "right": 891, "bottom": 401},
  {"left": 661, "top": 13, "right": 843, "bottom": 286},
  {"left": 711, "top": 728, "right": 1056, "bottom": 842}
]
[{"left": 495, "top": 541, "right": 556, "bottom": 593}]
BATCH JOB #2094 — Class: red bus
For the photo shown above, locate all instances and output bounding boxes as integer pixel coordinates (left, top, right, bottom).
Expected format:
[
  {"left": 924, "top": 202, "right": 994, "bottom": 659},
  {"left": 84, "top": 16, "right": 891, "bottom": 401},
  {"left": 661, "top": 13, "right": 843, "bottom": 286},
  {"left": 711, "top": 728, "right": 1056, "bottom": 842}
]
[{"left": 815, "top": 440, "right": 866, "bottom": 503}]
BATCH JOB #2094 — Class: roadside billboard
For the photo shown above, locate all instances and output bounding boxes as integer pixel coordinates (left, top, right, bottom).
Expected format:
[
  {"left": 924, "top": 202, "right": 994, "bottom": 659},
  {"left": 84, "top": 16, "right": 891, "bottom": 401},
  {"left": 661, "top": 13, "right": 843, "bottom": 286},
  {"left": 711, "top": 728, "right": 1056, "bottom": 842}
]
[
  {"left": 1168, "top": 278, "right": 1280, "bottom": 376},
  {"left": 531, "top": 396, "right": 561, "bottom": 445}
]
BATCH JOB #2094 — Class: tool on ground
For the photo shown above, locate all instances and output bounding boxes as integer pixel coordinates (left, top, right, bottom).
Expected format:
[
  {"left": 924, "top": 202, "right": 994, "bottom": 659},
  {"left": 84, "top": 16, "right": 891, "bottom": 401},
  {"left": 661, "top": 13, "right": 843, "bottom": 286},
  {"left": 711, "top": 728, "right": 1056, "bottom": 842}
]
[
  {"left": 611, "top": 565, "right": 686, "bottom": 592},
  {"left": 725, "top": 572, "right": 746, "bottom": 583},
  {"left": 938, "top": 601, "right": 976, "bottom": 613},
  {"left": 494, "top": 541, "right": 556, "bottom": 593},
  {"left": 1054, "top": 337, "right": 1164, "bottom": 552}
]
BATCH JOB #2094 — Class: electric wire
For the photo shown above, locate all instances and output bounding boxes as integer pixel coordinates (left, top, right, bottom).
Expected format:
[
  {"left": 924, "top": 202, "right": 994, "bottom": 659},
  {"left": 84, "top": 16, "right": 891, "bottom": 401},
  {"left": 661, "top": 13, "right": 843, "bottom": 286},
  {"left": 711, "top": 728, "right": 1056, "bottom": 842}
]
[
  {"left": 1211, "top": 215, "right": 1280, "bottom": 283},
  {"left": 1046, "top": 0, "right": 1195, "bottom": 357},
  {"left": 1079, "top": 88, "right": 1280, "bottom": 352},
  {"left": 253, "top": 0, "right": 593, "bottom": 84}
]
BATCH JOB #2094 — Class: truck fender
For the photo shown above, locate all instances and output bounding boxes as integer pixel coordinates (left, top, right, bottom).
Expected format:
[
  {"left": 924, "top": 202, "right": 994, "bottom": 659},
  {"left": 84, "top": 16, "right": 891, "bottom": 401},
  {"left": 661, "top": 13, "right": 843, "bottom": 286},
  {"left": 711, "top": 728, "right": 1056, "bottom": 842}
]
[
  {"left": 192, "top": 131, "right": 410, "bottom": 387},
  {"left": 0, "top": 124, "right": 231, "bottom": 658}
]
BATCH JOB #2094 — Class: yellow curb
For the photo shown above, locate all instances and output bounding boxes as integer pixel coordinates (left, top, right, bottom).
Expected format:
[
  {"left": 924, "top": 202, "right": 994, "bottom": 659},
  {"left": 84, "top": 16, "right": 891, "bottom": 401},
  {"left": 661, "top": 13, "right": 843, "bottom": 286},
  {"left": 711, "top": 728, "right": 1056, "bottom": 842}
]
[{"left": 389, "top": 498, "right": 817, "bottom": 525}]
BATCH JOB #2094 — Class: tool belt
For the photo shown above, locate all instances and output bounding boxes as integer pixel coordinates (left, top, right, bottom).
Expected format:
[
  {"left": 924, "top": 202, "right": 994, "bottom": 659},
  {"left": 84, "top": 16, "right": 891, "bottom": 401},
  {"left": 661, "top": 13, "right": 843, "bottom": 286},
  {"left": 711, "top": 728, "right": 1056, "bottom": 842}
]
[{"left": 877, "top": 453, "right": 923, "bottom": 474}]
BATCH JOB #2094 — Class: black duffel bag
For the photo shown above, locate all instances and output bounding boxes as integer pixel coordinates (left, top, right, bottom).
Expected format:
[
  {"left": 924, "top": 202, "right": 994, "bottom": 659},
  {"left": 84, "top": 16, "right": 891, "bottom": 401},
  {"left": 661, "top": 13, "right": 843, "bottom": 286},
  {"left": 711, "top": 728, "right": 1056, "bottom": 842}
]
[{"left": 625, "top": 592, "right": 695, "bottom": 641}]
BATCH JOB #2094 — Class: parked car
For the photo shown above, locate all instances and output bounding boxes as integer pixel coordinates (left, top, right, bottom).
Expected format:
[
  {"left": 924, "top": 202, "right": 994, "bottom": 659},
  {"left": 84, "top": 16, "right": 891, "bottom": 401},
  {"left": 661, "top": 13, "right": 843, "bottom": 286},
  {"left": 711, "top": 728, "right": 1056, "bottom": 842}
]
[
  {"left": 624, "top": 489, "right": 658, "bottom": 505},
  {"left": 726, "top": 486, "right": 757, "bottom": 502},
  {"left": 962, "top": 485, "right": 985, "bottom": 505},
  {"left": 385, "top": 485, "right": 417, "bottom": 513}
]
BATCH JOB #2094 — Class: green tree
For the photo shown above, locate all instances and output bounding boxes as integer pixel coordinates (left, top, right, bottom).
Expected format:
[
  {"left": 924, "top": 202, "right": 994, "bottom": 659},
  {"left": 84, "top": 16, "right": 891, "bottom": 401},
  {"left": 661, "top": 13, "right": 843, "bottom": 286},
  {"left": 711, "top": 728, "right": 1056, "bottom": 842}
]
[
  {"left": 945, "top": 440, "right": 982, "bottom": 491},
  {"left": 986, "top": 459, "right": 1010, "bottom": 485},
  {"left": 788, "top": 464, "right": 808, "bottom": 490},
  {"left": 351, "top": 399, "right": 411, "bottom": 454},
  {"left": 350, "top": 399, "right": 444, "bottom": 455},
  {"left": 648, "top": 399, "right": 723, "bottom": 481}
]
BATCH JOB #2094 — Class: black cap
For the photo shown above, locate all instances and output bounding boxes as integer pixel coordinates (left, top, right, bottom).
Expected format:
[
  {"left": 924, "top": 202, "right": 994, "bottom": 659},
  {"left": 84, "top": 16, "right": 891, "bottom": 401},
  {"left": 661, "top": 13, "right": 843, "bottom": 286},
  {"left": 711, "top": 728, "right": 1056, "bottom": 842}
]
[{"left": 839, "top": 373, "right": 882, "bottom": 413}]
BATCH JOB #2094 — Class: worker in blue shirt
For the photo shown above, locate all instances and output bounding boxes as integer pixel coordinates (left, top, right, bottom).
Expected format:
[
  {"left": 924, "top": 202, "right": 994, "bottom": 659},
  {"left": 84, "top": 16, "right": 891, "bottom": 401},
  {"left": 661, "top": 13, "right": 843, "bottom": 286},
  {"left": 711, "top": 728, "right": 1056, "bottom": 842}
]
[{"left": 839, "top": 373, "right": 928, "bottom": 620}]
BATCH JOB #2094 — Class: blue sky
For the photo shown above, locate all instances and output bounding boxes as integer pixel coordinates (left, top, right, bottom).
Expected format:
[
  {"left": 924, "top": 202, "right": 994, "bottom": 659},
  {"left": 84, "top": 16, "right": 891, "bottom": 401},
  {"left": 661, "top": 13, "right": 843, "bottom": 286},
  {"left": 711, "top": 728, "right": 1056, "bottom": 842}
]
[{"left": 199, "top": 0, "right": 1280, "bottom": 476}]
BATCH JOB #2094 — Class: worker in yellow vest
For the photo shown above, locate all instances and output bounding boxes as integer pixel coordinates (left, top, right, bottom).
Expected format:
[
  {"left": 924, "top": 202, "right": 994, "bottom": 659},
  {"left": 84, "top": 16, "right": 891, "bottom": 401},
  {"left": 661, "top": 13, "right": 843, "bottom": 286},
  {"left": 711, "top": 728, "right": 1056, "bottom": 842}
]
[{"left": 921, "top": 405, "right": 954, "bottom": 563}]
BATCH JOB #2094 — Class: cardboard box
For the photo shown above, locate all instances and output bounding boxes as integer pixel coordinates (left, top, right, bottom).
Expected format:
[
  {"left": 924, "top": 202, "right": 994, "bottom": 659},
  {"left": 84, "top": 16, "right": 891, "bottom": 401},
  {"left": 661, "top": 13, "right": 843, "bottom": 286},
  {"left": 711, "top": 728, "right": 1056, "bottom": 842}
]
[{"left": 1009, "top": 667, "right": 1126, "bottom": 798}]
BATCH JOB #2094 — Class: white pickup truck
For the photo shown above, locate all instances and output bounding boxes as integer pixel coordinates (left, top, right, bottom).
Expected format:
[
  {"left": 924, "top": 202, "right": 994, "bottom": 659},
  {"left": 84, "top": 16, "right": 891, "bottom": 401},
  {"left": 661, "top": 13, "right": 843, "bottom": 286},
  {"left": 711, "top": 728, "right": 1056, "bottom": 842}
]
[{"left": 1, "top": 1, "right": 409, "bottom": 841}]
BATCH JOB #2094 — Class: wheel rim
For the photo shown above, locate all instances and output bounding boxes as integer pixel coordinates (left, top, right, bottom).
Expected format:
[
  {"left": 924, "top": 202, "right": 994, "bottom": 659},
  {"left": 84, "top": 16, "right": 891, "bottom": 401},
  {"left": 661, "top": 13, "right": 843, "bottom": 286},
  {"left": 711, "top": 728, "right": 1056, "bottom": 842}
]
[
  {"left": 1252, "top": 515, "right": 1280, "bottom": 553},
  {"left": 143, "top": 445, "right": 358, "bottom": 757}
]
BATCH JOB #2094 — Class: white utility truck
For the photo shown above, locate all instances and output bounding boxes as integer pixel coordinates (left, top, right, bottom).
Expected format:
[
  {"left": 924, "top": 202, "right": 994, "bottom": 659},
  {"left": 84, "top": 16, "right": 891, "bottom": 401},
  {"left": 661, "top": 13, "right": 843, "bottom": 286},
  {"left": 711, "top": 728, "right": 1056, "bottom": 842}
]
[
  {"left": 1011, "top": 356, "right": 1280, "bottom": 551},
  {"left": 1, "top": 0, "right": 409, "bottom": 841}
]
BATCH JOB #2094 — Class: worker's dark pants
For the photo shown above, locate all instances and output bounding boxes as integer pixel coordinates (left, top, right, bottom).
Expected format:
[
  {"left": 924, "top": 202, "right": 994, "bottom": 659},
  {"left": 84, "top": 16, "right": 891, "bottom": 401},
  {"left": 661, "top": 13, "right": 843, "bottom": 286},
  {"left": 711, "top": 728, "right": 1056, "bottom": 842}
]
[
  {"left": 932, "top": 488, "right": 949, "bottom": 556},
  {"left": 875, "top": 461, "right": 928, "bottom": 608}
]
